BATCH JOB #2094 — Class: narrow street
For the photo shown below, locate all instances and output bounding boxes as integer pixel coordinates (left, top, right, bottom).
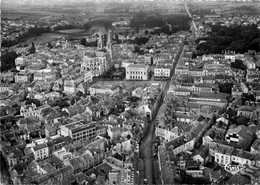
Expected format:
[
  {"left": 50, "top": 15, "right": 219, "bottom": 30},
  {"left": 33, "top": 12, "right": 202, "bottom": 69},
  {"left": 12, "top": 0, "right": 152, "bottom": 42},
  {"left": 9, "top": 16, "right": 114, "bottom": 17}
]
[
  {"left": 139, "top": 41, "right": 185, "bottom": 185},
  {"left": 0, "top": 153, "right": 10, "bottom": 185}
]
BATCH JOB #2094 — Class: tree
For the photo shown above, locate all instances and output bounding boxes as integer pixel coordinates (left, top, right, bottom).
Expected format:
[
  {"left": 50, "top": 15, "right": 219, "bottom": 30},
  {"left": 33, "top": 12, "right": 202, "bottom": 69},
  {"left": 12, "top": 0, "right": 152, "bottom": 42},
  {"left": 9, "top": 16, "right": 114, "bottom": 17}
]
[
  {"left": 218, "top": 82, "right": 233, "bottom": 94},
  {"left": 58, "top": 100, "right": 70, "bottom": 109},
  {"left": 80, "top": 38, "right": 87, "bottom": 46},
  {"left": 47, "top": 42, "right": 53, "bottom": 49},
  {"left": 234, "top": 115, "right": 249, "bottom": 125},
  {"left": 0, "top": 51, "right": 18, "bottom": 72},
  {"left": 231, "top": 59, "right": 247, "bottom": 70},
  {"left": 135, "top": 27, "right": 140, "bottom": 33},
  {"left": 29, "top": 42, "right": 36, "bottom": 54},
  {"left": 114, "top": 33, "right": 119, "bottom": 43},
  {"left": 83, "top": 23, "right": 91, "bottom": 31},
  {"left": 196, "top": 24, "right": 260, "bottom": 56},
  {"left": 76, "top": 91, "right": 83, "bottom": 97},
  {"left": 104, "top": 22, "right": 112, "bottom": 30},
  {"left": 133, "top": 37, "right": 149, "bottom": 45},
  {"left": 144, "top": 30, "right": 149, "bottom": 35},
  {"left": 25, "top": 99, "right": 41, "bottom": 107}
]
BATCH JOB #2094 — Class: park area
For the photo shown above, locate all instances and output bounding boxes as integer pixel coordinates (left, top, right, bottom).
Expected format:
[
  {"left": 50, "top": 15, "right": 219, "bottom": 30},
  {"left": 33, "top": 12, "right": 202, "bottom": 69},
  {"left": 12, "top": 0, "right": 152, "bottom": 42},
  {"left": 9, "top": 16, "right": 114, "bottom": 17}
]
[
  {"left": 58, "top": 29, "right": 85, "bottom": 34},
  {"left": 10, "top": 33, "right": 64, "bottom": 49}
]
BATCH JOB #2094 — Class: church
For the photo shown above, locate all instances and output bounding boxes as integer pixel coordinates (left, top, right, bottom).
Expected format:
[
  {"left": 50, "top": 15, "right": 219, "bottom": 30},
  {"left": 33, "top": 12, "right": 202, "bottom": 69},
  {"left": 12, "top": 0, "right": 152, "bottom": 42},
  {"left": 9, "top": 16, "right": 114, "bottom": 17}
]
[{"left": 81, "top": 30, "right": 113, "bottom": 77}]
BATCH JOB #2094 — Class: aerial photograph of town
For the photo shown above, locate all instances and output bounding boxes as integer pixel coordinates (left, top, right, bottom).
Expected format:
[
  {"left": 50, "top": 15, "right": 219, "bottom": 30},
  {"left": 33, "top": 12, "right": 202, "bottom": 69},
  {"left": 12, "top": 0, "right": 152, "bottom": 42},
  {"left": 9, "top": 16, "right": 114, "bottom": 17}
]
[{"left": 0, "top": 0, "right": 260, "bottom": 184}]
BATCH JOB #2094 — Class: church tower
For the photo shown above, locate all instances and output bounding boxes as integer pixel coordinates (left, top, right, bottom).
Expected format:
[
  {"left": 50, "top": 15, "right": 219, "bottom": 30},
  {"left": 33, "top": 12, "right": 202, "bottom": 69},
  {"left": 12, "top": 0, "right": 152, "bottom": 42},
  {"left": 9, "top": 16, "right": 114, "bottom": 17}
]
[
  {"left": 97, "top": 30, "right": 103, "bottom": 50},
  {"left": 106, "top": 30, "right": 112, "bottom": 51}
]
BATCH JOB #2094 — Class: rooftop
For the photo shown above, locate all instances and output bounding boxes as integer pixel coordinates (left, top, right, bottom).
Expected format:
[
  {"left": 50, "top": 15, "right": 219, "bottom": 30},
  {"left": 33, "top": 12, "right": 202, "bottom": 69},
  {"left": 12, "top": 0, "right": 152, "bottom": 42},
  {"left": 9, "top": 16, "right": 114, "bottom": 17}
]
[{"left": 127, "top": 64, "right": 149, "bottom": 69}]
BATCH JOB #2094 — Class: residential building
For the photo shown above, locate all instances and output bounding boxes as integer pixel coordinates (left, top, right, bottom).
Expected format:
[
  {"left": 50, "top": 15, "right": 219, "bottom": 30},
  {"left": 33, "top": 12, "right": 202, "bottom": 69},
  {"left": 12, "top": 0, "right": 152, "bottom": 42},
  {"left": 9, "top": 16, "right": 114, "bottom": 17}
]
[
  {"left": 119, "top": 163, "right": 138, "bottom": 185},
  {"left": 237, "top": 106, "right": 254, "bottom": 117},
  {"left": 144, "top": 55, "right": 152, "bottom": 65},
  {"left": 84, "top": 70, "right": 93, "bottom": 83},
  {"left": 108, "top": 162, "right": 138, "bottom": 185},
  {"left": 232, "top": 84, "right": 243, "bottom": 97},
  {"left": 52, "top": 148, "right": 73, "bottom": 162},
  {"left": 59, "top": 120, "right": 96, "bottom": 143},
  {"left": 64, "top": 156, "right": 85, "bottom": 174},
  {"left": 154, "top": 65, "right": 171, "bottom": 79},
  {"left": 174, "top": 83, "right": 215, "bottom": 93},
  {"left": 0, "top": 71, "right": 15, "bottom": 82},
  {"left": 15, "top": 70, "right": 33, "bottom": 83},
  {"left": 0, "top": 83, "right": 11, "bottom": 92},
  {"left": 89, "top": 83, "right": 120, "bottom": 96},
  {"left": 251, "top": 139, "right": 260, "bottom": 155},
  {"left": 225, "top": 125, "right": 254, "bottom": 149},
  {"left": 63, "top": 73, "right": 84, "bottom": 94},
  {"left": 188, "top": 69, "right": 204, "bottom": 77},
  {"left": 170, "top": 88, "right": 191, "bottom": 96},
  {"left": 225, "top": 51, "right": 236, "bottom": 62},
  {"left": 48, "top": 135, "right": 72, "bottom": 153},
  {"left": 108, "top": 169, "right": 120, "bottom": 185},
  {"left": 244, "top": 58, "right": 256, "bottom": 69},
  {"left": 189, "top": 92, "right": 228, "bottom": 108},
  {"left": 166, "top": 135, "right": 194, "bottom": 155},
  {"left": 155, "top": 127, "right": 179, "bottom": 142},
  {"left": 15, "top": 57, "right": 25, "bottom": 66},
  {"left": 20, "top": 104, "right": 52, "bottom": 119},
  {"left": 209, "top": 141, "right": 260, "bottom": 167},
  {"left": 31, "top": 139, "right": 50, "bottom": 161},
  {"left": 34, "top": 70, "right": 58, "bottom": 82},
  {"left": 203, "top": 64, "right": 232, "bottom": 76}
]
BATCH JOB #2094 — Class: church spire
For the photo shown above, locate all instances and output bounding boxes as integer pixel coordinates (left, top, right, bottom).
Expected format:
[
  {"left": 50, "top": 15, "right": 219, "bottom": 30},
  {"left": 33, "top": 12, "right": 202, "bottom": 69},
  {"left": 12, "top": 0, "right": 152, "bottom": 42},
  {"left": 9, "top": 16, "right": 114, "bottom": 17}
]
[
  {"left": 106, "top": 30, "right": 112, "bottom": 51},
  {"left": 97, "top": 29, "right": 103, "bottom": 50}
]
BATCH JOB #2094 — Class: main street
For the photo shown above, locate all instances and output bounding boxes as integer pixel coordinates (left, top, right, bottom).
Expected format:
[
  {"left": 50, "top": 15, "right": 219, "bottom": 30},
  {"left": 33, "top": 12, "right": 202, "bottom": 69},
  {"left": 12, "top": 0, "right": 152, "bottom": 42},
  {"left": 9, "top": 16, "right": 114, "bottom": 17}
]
[
  {"left": 0, "top": 153, "right": 10, "bottom": 185},
  {"left": 184, "top": 3, "right": 198, "bottom": 32},
  {"left": 139, "top": 41, "right": 185, "bottom": 185}
]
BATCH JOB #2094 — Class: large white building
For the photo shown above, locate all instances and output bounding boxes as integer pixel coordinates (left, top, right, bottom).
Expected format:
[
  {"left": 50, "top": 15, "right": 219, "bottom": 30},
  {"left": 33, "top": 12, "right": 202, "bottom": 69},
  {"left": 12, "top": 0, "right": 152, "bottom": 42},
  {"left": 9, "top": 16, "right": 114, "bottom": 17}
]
[
  {"left": 225, "top": 51, "right": 236, "bottom": 62},
  {"left": 30, "top": 138, "right": 50, "bottom": 161},
  {"left": 59, "top": 120, "right": 96, "bottom": 143},
  {"left": 126, "top": 64, "right": 149, "bottom": 80},
  {"left": 154, "top": 65, "right": 171, "bottom": 79}
]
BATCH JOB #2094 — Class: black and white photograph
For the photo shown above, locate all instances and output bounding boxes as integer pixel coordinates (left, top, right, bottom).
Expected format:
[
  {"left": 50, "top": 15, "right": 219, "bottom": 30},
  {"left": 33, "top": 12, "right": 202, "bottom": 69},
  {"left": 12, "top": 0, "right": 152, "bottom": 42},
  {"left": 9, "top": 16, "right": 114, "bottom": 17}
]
[{"left": 1, "top": 0, "right": 260, "bottom": 184}]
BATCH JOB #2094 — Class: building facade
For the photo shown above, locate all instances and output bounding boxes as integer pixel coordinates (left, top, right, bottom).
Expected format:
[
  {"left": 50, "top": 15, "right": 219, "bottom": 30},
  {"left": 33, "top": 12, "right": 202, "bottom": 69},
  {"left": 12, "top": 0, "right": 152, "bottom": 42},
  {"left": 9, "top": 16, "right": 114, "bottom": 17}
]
[
  {"left": 59, "top": 120, "right": 96, "bottom": 143},
  {"left": 84, "top": 70, "right": 93, "bottom": 83},
  {"left": 126, "top": 64, "right": 149, "bottom": 80},
  {"left": 15, "top": 70, "right": 33, "bottom": 83},
  {"left": 82, "top": 51, "right": 108, "bottom": 77},
  {"left": 154, "top": 65, "right": 171, "bottom": 79}
]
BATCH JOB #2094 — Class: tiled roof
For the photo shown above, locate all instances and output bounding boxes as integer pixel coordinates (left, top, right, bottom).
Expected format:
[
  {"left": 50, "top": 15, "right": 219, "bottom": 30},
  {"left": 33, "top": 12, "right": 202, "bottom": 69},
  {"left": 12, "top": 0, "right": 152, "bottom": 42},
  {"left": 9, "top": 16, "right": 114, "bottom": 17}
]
[
  {"left": 166, "top": 135, "right": 186, "bottom": 149},
  {"left": 60, "top": 165, "right": 73, "bottom": 175},
  {"left": 127, "top": 64, "right": 148, "bottom": 69},
  {"left": 34, "top": 143, "right": 48, "bottom": 151},
  {"left": 226, "top": 125, "right": 254, "bottom": 144},
  {"left": 237, "top": 106, "right": 254, "bottom": 112},
  {"left": 226, "top": 174, "right": 251, "bottom": 185},
  {"left": 251, "top": 139, "right": 260, "bottom": 151}
]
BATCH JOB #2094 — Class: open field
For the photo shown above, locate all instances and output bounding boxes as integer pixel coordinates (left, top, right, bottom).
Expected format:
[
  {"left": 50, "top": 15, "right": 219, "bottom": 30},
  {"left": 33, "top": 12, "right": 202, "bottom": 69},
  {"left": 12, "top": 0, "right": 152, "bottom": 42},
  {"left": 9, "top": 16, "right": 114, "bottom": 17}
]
[
  {"left": 58, "top": 29, "right": 85, "bottom": 34},
  {"left": 1, "top": 10, "right": 62, "bottom": 21},
  {"left": 10, "top": 33, "right": 64, "bottom": 49},
  {"left": 26, "top": 33, "right": 64, "bottom": 44}
]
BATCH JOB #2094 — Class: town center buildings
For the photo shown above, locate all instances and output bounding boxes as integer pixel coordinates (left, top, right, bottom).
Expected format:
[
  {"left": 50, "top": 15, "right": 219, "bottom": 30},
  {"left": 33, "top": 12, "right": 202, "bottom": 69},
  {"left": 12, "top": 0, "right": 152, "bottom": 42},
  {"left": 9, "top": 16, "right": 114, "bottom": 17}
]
[{"left": 126, "top": 64, "right": 149, "bottom": 80}]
